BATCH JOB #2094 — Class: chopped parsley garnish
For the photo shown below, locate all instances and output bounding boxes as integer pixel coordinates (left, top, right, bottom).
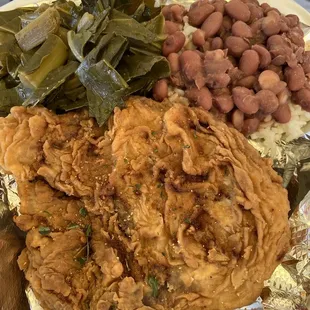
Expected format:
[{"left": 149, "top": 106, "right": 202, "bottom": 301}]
[
  {"left": 151, "top": 131, "right": 157, "bottom": 136},
  {"left": 38, "top": 226, "right": 51, "bottom": 236},
  {"left": 183, "top": 144, "right": 191, "bottom": 149},
  {"left": 153, "top": 148, "right": 158, "bottom": 153},
  {"left": 79, "top": 207, "right": 88, "bottom": 217},
  {"left": 157, "top": 183, "right": 164, "bottom": 188},
  {"left": 76, "top": 257, "right": 87, "bottom": 266},
  {"left": 124, "top": 158, "right": 129, "bottom": 164},
  {"left": 184, "top": 218, "right": 191, "bottom": 224},
  {"left": 67, "top": 223, "right": 80, "bottom": 230},
  {"left": 148, "top": 276, "right": 159, "bottom": 297}
]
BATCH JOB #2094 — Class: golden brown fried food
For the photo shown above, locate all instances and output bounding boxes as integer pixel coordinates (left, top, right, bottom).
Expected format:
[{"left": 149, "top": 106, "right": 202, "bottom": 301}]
[{"left": 0, "top": 97, "right": 290, "bottom": 310}]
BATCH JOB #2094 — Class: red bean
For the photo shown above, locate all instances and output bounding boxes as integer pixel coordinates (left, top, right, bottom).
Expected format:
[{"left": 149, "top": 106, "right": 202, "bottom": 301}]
[
  {"left": 201, "top": 12, "right": 223, "bottom": 38},
  {"left": 232, "top": 87, "right": 260, "bottom": 114},
  {"left": 205, "top": 73, "right": 231, "bottom": 89},
  {"left": 211, "top": 37, "right": 223, "bottom": 50},
  {"left": 285, "top": 14, "right": 299, "bottom": 27},
  {"left": 262, "top": 10, "right": 281, "bottom": 36},
  {"left": 242, "top": 118, "right": 260, "bottom": 135},
  {"left": 258, "top": 70, "right": 280, "bottom": 90},
  {"left": 302, "top": 51, "right": 310, "bottom": 74},
  {"left": 188, "top": 0, "right": 215, "bottom": 27},
  {"left": 222, "top": 16, "right": 233, "bottom": 31},
  {"left": 153, "top": 79, "right": 168, "bottom": 102},
  {"left": 236, "top": 75, "right": 257, "bottom": 88},
  {"left": 213, "top": 0, "right": 225, "bottom": 13},
  {"left": 164, "top": 21, "right": 181, "bottom": 35},
  {"left": 239, "top": 50, "right": 260, "bottom": 76},
  {"left": 232, "top": 21, "right": 253, "bottom": 38},
  {"left": 162, "top": 5, "right": 186, "bottom": 23},
  {"left": 214, "top": 95, "right": 234, "bottom": 113},
  {"left": 294, "top": 88, "right": 310, "bottom": 112},
  {"left": 251, "top": 45, "right": 271, "bottom": 69},
  {"left": 225, "top": 0, "right": 251, "bottom": 22},
  {"left": 185, "top": 87, "right": 213, "bottom": 110},
  {"left": 256, "top": 89, "right": 279, "bottom": 113},
  {"left": 167, "top": 53, "right": 180, "bottom": 74},
  {"left": 248, "top": 3, "right": 264, "bottom": 22},
  {"left": 192, "top": 29, "right": 205, "bottom": 47},
  {"left": 285, "top": 65, "right": 305, "bottom": 92},
  {"left": 277, "top": 88, "right": 291, "bottom": 105},
  {"left": 272, "top": 104, "right": 291, "bottom": 123},
  {"left": 162, "top": 31, "right": 186, "bottom": 57},
  {"left": 180, "top": 50, "right": 205, "bottom": 88},
  {"left": 272, "top": 55, "right": 286, "bottom": 66},
  {"left": 232, "top": 109, "right": 244, "bottom": 131},
  {"left": 225, "top": 36, "right": 250, "bottom": 58}
]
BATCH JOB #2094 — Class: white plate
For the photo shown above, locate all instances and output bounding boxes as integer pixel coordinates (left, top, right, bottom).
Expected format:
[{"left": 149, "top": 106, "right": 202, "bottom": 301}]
[{"left": 1, "top": 0, "right": 310, "bottom": 25}]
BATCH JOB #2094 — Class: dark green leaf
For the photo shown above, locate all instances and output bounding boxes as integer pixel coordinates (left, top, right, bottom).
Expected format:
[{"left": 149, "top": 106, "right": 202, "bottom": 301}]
[
  {"left": 118, "top": 55, "right": 170, "bottom": 82},
  {"left": 147, "top": 276, "right": 159, "bottom": 297},
  {"left": 68, "top": 30, "right": 92, "bottom": 62},
  {"left": 104, "top": 9, "right": 157, "bottom": 43},
  {"left": 23, "top": 61, "right": 79, "bottom": 107},
  {"left": 0, "top": 84, "right": 28, "bottom": 114},
  {"left": 48, "top": 97, "right": 88, "bottom": 112},
  {"left": 88, "top": 8, "right": 110, "bottom": 36},
  {"left": 131, "top": 2, "right": 146, "bottom": 22},
  {"left": 90, "top": 15, "right": 110, "bottom": 44},
  {"left": 77, "top": 12, "right": 95, "bottom": 32},
  {"left": 21, "top": 34, "right": 65, "bottom": 74},
  {"left": 84, "top": 32, "right": 114, "bottom": 65},
  {"left": 101, "top": 35, "right": 127, "bottom": 68},
  {"left": 87, "top": 88, "right": 124, "bottom": 126},
  {"left": 81, "top": 0, "right": 98, "bottom": 14},
  {"left": 54, "top": 0, "right": 82, "bottom": 29},
  {"left": 38, "top": 226, "right": 51, "bottom": 235},
  {"left": 79, "top": 207, "right": 88, "bottom": 217},
  {"left": 6, "top": 54, "right": 20, "bottom": 79},
  {"left": 67, "top": 223, "right": 80, "bottom": 230},
  {"left": 77, "top": 58, "right": 128, "bottom": 98},
  {"left": 142, "top": 13, "right": 165, "bottom": 39},
  {"left": 0, "top": 9, "right": 32, "bottom": 34}
]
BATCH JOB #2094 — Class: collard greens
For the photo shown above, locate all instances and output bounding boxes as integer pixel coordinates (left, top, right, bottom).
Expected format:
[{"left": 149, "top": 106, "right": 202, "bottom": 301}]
[{"left": 0, "top": 0, "right": 170, "bottom": 125}]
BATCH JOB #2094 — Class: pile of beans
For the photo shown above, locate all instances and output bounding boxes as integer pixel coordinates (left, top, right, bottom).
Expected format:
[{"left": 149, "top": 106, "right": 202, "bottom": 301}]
[{"left": 153, "top": 0, "right": 310, "bottom": 135}]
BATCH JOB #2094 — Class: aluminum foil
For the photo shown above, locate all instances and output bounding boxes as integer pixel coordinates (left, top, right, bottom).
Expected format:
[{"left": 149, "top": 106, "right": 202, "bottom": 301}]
[{"left": 0, "top": 1, "right": 309, "bottom": 310}]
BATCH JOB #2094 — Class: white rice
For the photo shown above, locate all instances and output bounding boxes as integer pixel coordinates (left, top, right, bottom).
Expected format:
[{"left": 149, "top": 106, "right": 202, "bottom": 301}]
[{"left": 250, "top": 102, "right": 310, "bottom": 155}]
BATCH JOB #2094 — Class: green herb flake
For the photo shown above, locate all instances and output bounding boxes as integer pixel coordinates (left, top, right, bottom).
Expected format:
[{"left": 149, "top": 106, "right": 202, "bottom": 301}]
[
  {"left": 76, "top": 256, "right": 87, "bottom": 266},
  {"left": 79, "top": 207, "right": 88, "bottom": 217},
  {"left": 86, "top": 224, "right": 92, "bottom": 237},
  {"left": 183, "top": 145, "right": 191, "bottom": 149},
  {"left": 193, "top": 132, "right": 198, "bottom": 139},
  {"left": 151, "top": 131, "right": 156, "bottom": 136},
  {"left": 124, "top": 158, "right": 129, "bottom": 164},
  {"left": 157, "top": 183, "right": 164, "bottom": 188},
  {"left": 135, "top": 184, "right": 142, "bottom": 190},
  {"left": 38, "top": 226, "right": 51, "bottom": 236},
  {"left": 67, "top": 223, "right": 80, "bottom": 230},
  {"left": 184, "top": 218, "right": 191, "bottom": 224},
  {"left": 147, "top": 276, "right": 159, "bottom": 298},
  {"left": 153, "top": 148, "right": 158, "bottom": 153}
]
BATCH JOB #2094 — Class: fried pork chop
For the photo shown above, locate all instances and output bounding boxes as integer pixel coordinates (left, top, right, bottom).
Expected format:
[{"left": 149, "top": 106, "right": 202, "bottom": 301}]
[{"left": 0, "top": 97, "right": 290, "bottom": 310}]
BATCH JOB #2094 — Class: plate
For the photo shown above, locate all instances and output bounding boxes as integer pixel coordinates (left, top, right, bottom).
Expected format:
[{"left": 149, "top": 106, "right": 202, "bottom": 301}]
[{"left": 1, "top": 0, "right": 310, "bottom": 26}]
